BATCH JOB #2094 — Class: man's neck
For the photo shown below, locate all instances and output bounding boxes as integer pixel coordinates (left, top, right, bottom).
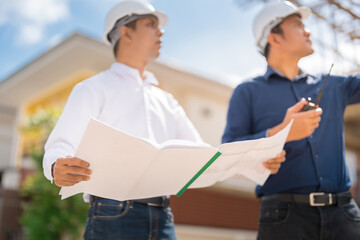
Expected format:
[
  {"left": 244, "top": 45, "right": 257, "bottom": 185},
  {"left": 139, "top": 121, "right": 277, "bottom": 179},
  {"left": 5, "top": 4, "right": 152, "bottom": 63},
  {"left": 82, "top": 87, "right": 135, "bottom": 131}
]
[
  {"left": 116, "top": 55, "right": 148, "bottom": 80},
  {"left": 267, "top": 55, "right": 301, "bottom": 81}
]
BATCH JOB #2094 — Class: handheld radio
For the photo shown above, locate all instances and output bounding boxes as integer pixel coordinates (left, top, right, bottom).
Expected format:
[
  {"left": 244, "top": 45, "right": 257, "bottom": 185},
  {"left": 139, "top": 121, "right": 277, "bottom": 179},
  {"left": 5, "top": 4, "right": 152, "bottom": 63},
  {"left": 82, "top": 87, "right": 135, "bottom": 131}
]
[{"left": 301, "top": 64, "right": 334, "bottom": 112}]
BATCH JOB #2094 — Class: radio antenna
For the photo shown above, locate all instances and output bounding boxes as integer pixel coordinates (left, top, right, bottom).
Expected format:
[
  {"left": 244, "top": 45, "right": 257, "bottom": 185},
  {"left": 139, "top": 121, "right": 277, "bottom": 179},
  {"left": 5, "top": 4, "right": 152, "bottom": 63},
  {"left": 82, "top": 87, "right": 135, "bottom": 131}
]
[{"left": 315, "top": 64, "right": 334, "bottom": 106}]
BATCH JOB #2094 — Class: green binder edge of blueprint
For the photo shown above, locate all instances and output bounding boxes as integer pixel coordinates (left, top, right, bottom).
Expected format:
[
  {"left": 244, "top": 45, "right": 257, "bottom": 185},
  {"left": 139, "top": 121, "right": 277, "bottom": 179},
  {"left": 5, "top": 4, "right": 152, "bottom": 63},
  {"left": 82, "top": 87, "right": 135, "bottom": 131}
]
[{"left": 59, "top": 118, "right": 292, "bottom": 201}]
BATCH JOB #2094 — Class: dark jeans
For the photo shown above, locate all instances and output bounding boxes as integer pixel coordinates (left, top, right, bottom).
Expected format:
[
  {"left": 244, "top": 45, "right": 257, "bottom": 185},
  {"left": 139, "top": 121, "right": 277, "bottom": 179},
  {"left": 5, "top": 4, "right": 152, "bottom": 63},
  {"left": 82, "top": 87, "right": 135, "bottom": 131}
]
[
  {"left": 257, "top": 198, "right": 360, "bottom": 240},
  {"left": 84, "top": 198, "right": 177, "bottom": 240}
]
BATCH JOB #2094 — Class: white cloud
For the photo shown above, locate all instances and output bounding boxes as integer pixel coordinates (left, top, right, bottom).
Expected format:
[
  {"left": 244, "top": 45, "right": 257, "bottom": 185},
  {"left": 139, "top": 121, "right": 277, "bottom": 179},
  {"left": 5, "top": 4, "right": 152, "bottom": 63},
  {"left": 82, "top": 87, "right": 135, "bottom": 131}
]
[
  {"left": 18, "top": 0, "right": 69, "bottom": 24},
  {"left": 19, "top": 25, "right": 44, "bottom": 45},
  {"left": 0, "top": 0, "right": 69, "bottom": 45}
]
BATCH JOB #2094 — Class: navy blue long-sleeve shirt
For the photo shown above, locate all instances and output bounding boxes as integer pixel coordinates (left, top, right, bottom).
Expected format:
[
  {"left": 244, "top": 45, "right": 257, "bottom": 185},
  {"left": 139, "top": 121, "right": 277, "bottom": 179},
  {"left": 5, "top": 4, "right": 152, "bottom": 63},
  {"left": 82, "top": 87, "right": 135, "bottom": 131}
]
[{"left": 222, "top": 66, "right": 360, "bottom": 197}]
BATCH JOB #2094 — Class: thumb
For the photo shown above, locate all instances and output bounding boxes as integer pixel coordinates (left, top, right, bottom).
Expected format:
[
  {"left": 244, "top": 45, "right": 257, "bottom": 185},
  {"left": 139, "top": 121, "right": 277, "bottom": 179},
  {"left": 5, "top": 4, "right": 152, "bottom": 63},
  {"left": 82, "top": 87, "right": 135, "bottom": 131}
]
[{"left": 288, "top": 98, "right": 307, "bottom": 113}]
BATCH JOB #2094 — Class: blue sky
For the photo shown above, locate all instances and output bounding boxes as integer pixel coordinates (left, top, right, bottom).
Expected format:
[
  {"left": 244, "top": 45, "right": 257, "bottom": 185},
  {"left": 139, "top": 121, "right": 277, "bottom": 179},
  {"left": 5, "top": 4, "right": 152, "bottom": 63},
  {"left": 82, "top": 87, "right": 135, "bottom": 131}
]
[{"left": 0, "top": 0, "right": 359, "bottom": 87}]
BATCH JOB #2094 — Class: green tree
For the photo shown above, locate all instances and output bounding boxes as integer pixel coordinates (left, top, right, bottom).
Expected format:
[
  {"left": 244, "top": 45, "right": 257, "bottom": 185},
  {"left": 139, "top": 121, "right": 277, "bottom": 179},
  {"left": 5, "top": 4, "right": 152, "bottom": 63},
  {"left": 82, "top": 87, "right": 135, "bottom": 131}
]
[{"left": 20, "top": 108, "right": 88, "bottom": 240}]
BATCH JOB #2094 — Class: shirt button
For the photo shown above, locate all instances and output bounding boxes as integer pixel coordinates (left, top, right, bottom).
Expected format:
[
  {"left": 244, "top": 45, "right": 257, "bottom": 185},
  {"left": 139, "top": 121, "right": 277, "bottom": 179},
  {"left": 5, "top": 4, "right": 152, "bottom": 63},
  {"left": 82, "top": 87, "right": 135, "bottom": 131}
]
[
  {"left": 315, "top": 154, "right": 319, "bottom": 158},
  {"left": 320, "top": 177, "right": 323, "bottom": 181},
  {"left": 310, "top": 135, "right": 313, "bottom": 138}
]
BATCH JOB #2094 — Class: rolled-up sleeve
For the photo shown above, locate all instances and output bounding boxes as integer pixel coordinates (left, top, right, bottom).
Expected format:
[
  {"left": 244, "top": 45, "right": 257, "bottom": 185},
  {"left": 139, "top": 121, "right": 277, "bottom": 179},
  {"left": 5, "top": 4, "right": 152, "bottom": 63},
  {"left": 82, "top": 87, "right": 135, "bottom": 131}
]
[
  {"left": 341, "top": 74, "right": 360, "bottom": 106},
  {"left": 222, "top": 83, "right": 267, "bottom": 144}
]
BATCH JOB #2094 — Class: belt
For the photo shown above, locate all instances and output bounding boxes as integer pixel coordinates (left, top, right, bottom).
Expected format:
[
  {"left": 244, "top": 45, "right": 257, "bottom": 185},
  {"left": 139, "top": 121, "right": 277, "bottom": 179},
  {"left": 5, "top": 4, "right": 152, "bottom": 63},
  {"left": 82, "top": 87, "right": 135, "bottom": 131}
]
[
  {"left": 261, "top": 191, "right": 352, "bottom": 207},
  {"left": 90, "top": 195, "right": 170, "bottom": 208}
]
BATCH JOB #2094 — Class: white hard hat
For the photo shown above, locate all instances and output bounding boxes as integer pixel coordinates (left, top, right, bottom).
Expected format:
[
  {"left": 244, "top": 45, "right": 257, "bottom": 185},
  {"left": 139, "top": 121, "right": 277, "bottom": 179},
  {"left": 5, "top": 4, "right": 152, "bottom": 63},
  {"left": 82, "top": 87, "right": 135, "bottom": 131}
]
[
  {"left": 253, "top": 1, "right": 311, "bottom": 55},
  {"left": 103, "top": 0, "right": 168, "bottom": 46}
]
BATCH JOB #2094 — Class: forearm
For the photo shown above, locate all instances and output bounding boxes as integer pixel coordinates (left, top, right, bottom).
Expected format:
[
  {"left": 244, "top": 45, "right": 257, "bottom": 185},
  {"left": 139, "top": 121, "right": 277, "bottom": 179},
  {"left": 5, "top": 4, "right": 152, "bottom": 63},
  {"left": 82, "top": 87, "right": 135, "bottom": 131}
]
[{"left": 267, "top": 122, "right": 286, "bottom": 139}]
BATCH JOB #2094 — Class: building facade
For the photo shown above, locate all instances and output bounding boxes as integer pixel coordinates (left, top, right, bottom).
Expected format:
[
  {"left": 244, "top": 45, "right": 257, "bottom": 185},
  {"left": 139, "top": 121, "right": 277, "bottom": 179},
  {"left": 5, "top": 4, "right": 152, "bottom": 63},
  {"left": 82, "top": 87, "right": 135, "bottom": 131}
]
[{"left": 0, "top": 33, "right": 359, "bottom": 239}]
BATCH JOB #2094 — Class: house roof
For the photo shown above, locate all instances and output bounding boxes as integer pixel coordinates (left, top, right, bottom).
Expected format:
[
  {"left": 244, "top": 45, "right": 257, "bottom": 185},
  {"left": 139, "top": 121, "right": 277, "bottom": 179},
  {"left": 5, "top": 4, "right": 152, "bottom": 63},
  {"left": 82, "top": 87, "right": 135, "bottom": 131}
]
[{"left": 0, "top": 32, "right": 231, "bottom": 109}]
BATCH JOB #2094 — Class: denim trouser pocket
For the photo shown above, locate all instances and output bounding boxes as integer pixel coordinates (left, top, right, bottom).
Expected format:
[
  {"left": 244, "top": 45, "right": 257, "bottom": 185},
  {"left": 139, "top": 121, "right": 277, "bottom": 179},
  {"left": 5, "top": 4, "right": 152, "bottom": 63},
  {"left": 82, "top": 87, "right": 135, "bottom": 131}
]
[
  {"left": 340, "top": 199, "right": 360, "bottom": 222},
  {"left": 165, "top": 207, "right": 174, "bottom": 223},
  {"left": 259, "top": 201, "right": 291, "bottom": 224},
  {"left": 93, "top": 199, "right": 130, "bottom": 220}
]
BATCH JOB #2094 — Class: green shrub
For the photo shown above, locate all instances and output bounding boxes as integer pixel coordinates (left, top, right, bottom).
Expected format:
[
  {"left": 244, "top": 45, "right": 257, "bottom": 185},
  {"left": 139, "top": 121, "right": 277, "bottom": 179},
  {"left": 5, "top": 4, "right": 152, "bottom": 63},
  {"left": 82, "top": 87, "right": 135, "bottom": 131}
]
[{"left": 20, "top": 109, "right": 88, "bottom": 240}]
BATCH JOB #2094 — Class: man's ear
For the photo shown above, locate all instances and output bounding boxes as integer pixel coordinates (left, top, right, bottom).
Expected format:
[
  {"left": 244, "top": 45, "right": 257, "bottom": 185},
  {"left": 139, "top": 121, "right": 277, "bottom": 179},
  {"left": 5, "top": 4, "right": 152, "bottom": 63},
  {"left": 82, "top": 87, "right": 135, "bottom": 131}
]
[
  {"left": 267, "top": 33, "right": 282, "bottom": 49},
  {"left": 119, "top": 26, "right": 132, "bottom": 43}
]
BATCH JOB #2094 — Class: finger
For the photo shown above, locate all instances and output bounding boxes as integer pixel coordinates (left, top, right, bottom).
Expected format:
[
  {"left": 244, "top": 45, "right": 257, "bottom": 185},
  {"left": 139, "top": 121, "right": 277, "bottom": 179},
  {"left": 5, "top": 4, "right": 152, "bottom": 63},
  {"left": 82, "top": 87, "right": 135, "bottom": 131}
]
[
  {"left": 268, "top": 155, "right": 285, "bottom": 163},
  {"left": 58, "top": 182, "right": 75, "bottom": 187},
  {"left": 296, "top": 110, "right": 317, "bottom": 118},
  {"left": 263, "top": 161, "right": 281, "bottom": 167},
  {"left": 55, "top": 172, "right": 90, "bottom": 182},
  {"left": 54, "top": 164, "right": 92, "bottom": 177},
  {"left": 275, "top": 150, "right": 286, "bottom": 158},
  {"left": 311, "top": 122, "right": 319, "bottom": 129},
  {"left": 278, "top": 156, "right": 286, "bottom": 163},
  {"left": 306, "top": 120, "right": 320, "bottom": 130},
  {"left": 316, "top": 108, "right": 323, "bottom": 115},
  {"left": 57, "top": 157, "right": 90, "bottom": 168},
  {"left": 54, "top": 179, "right": 78, "bottom": 187},
  {"left": 288, "top": 99, "right": 307, "bottom": 113},
  {"left": 311, "top": 116, "right": 321, "bottom": 123},
  {"left": 309, "top": 109, "right": 323, "bottom": 117},
  {"left": 309, "top": 118, "right": 320, "bottom": 127},
  {"left": 297, "top": 108, "right": 323, "bottom": 119},
  {"left": 266, "top": 151, "right": 286, "bottom": 167},
  {"left": 66, "top": 166, "right": 92, "bottom": 176},
  {"left": 69, "top": 174, "right": 90, "bottom": 182},
  {"left": 268, "top": 156, "right": 285, "bottom": 163},
  {"left": 263, "top": 162, "right": 281, "bottom": 173},
  {"left": 266, "top": 162, "right": 281, "bottom": 170}
]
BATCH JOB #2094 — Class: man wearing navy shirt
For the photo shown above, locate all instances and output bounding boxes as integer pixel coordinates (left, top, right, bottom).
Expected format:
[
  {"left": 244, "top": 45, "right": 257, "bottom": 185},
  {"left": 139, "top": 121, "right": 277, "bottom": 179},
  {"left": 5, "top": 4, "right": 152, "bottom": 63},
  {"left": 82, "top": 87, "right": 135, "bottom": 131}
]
[{"left": 223, "top": 1, "right": 360, "bottom": 239}]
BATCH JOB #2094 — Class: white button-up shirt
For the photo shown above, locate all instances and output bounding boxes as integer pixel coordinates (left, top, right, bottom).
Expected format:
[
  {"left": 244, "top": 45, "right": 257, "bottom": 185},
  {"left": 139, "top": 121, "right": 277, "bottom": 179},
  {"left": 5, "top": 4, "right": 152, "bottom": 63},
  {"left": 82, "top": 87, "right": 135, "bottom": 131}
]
[{"left": 43, "top": 62, "right": 203, "bottom": 185}]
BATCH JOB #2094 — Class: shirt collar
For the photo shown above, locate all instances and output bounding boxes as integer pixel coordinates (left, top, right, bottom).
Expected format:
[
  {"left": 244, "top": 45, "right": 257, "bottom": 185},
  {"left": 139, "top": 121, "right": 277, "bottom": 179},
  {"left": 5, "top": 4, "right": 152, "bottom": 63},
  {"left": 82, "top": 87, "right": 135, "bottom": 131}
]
[
  {"left": 110, "top": 62, "right": 159, "bottom": 86},
  {"left": 264, "top": 65, "right": 308, "bottom": 82},
  {"left": 143, "top": 71, "right": 159, "bottom": 86}
]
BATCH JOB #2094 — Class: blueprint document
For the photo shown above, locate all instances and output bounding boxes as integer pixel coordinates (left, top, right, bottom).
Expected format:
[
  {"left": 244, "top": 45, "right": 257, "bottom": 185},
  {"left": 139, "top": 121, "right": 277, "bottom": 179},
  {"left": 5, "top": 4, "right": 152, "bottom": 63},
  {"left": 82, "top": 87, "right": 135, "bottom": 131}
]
[{"left": 60, "top": 118, "right": 292, "bottom": 201}]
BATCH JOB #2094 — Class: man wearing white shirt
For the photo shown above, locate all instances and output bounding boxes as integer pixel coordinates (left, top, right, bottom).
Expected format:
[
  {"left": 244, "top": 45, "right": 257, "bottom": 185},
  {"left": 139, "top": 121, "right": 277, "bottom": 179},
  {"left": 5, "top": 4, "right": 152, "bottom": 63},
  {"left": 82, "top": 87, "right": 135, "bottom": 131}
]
[
  {"left": 44, "top": 1, "right": 194, "bottom": 239},
  {"left": 43, "top": 0, "right": 285, "bottom": 239}
]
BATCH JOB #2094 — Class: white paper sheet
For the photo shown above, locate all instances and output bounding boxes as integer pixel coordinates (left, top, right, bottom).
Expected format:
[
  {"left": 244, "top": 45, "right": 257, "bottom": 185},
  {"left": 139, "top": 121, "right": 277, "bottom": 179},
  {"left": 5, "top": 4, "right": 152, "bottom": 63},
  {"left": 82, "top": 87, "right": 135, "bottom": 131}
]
[{"left": 60, "top": 118, "right": 292, "bottom": 200}]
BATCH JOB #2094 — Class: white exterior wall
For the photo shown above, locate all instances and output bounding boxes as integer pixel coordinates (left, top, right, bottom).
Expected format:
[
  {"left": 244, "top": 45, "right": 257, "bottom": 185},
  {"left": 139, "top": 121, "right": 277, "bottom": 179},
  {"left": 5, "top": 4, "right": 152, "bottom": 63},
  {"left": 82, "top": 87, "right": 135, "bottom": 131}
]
[
  {"left": 0, "top": 107, "right": 18, "bottom": 170},
  {"left": 184, "top": 93, "right": 228, "bottom": 147}
]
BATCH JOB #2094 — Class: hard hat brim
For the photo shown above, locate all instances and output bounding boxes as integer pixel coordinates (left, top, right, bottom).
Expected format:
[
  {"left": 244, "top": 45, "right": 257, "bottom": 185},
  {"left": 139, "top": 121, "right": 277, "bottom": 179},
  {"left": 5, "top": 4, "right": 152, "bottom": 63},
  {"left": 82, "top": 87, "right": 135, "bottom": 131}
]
[
  {"left": 274, "top": 6, "right": 311, "bottom": 22},
  {"left": 153, "top": 10, "right": 168, "bottom": 29},
  {"left": 296, "top": 6, "right": 311, "bottom": 20}
]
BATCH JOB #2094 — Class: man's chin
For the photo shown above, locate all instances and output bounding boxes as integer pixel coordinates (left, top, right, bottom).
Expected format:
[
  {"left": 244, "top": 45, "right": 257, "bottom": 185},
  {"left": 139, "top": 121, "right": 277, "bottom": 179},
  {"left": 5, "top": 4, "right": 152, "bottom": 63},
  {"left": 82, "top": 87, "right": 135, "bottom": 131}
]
[
  {"left": 150, "top": 51, "right": 160, "bottom": 61},
  {"left": 303, "top": 48, "right": 314, "bottom": 57}
]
